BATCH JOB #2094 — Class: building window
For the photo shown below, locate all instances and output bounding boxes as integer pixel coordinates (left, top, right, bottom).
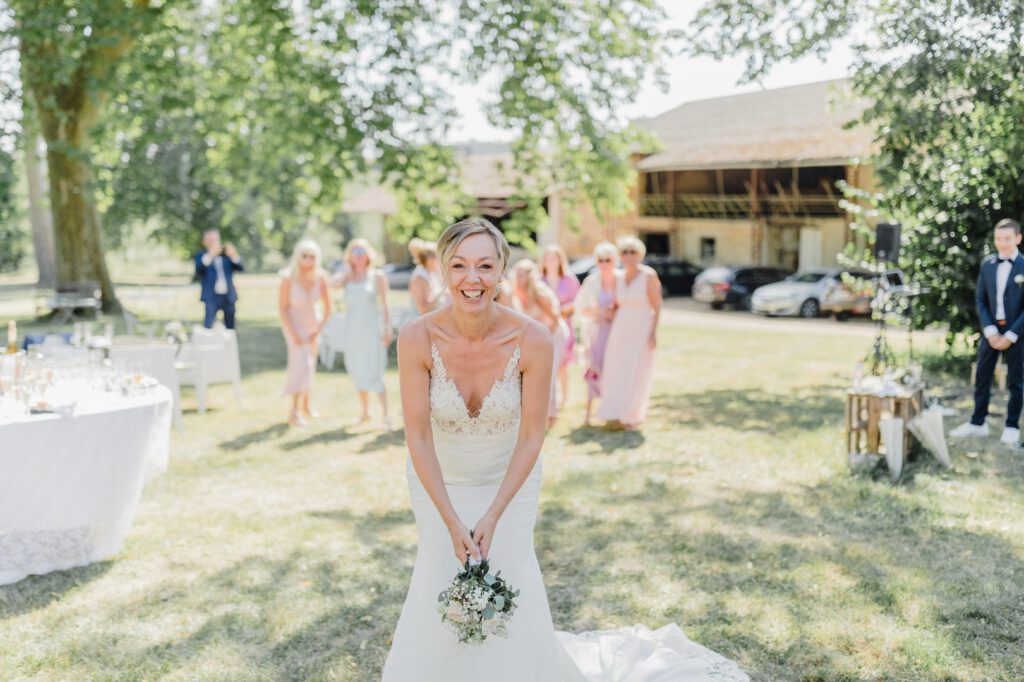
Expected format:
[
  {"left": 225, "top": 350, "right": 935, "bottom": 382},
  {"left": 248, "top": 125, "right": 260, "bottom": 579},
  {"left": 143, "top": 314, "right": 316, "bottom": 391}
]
[
  {"left": 700, "top": 237, "right": 716, "bottom": 262},
  {"left": 641, "top": 232, "right": 670, "bottom": 255}
]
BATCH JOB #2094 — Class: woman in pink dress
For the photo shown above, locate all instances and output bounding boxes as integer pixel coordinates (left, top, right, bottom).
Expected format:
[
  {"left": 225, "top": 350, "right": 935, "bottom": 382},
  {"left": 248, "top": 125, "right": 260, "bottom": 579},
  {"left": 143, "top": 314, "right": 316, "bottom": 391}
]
[
  {"left": 279, "top": 238, "right": 332, "bottom": 426},
  {"left": 511, "top": 259, "right": 568, "bottom": 427},
  {"left": 539, "top": 245, "right": 580, "bottom": 409},
  {"left": 573, "top": 241, "right": 621, "bottom": 425},
  {"left": 596, "top": 236, "right": 662, "bottom": 429}
]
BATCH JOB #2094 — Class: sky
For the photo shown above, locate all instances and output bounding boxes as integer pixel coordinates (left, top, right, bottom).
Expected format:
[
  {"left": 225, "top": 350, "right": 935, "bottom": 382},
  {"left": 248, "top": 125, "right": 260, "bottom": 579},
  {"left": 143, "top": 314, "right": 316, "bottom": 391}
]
[{"left": 446, "top": 0, "right": 855, "bottom": 143}]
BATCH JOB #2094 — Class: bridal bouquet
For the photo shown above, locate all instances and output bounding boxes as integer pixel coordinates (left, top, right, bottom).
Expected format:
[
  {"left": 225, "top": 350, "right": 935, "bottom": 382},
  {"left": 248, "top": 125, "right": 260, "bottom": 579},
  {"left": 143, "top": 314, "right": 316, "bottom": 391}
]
[{"left": 437, "top": 558, "right": 519, "bottom": 644}]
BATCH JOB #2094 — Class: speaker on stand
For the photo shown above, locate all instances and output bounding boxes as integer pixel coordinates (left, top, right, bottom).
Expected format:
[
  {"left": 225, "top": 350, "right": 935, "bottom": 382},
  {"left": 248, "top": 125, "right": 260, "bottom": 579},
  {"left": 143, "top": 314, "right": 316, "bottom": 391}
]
[
  {"left": 873, "top": 222, "right": 902, "bottom": 263},
  {"left": 868, "top": 223, "right": 903, "bottom": 375}
]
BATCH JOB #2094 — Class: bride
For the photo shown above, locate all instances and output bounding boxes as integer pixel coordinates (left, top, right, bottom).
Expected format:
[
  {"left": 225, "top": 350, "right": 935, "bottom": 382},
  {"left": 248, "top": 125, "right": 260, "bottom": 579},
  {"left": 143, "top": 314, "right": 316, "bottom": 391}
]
[{"left": 382, "top": 219, "right": 747, "bottom": 681}]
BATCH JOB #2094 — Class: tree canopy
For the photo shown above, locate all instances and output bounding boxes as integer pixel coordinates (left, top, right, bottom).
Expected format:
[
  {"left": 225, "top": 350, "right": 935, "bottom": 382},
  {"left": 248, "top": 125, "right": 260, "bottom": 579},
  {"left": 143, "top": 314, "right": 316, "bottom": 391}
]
[
  {"left": 689, "top": 0, "right": 1024, "bottom": 339},
  {"left": 3, "top": 0, "right": 669, "bottom": 304}
]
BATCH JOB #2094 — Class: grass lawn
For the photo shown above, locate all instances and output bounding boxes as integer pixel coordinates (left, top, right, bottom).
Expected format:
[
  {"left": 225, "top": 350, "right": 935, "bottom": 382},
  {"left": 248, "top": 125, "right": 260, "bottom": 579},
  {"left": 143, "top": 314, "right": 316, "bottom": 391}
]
[{"left": 1, "top": 274, "right": 1023, "bottom": 681}]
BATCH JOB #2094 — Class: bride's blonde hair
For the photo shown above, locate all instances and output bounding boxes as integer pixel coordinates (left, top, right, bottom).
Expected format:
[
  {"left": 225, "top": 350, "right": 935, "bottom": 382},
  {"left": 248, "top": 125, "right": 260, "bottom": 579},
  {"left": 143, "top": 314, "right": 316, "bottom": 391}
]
[
  {"left": 437, "top": 218, "right": 511, "bottom": 277},
  {"left": 437, "top": 219, "right": 511, "bottom": 300}
]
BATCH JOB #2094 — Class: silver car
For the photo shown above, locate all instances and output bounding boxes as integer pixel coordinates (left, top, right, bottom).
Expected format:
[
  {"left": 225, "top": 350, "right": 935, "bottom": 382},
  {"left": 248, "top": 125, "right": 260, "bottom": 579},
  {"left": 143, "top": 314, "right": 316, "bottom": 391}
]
[{"left": 750, "top": 268, "right": 851, "bottom": 318}]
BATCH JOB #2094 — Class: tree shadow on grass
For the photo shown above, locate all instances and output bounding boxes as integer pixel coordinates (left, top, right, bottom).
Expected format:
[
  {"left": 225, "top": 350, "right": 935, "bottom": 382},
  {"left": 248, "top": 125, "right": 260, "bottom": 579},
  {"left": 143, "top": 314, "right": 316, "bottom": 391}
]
[
  {"left": 651, "top": 387, "right": 844, "bottom": 433},
  {"left": 0, "top": 560, "right": 114, "bottom": 620},
  {"left": 279, "top": 427, "right": 358, "bottom": 451},
  {"left": 358, "top": 428, "right": 406, "bottom": 453},
  {"left": 537, "top": 467, "right": 1024, "bottom": 681},
  {"left": 219, "top": 423, "right": 290, "bottom": 451},
  {"left": 564, "top": 425, "right": 646, "bottom": 453},
  {"left": 46, "top": 509, "right": 415, "bottom": 681}
]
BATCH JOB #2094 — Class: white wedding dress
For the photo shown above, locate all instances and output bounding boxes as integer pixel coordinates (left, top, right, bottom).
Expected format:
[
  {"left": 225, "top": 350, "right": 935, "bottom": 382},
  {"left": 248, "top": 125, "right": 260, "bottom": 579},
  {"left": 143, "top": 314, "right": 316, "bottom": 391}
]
[{"left": 382, "top": 344, "right": 749, "bottom": 681}]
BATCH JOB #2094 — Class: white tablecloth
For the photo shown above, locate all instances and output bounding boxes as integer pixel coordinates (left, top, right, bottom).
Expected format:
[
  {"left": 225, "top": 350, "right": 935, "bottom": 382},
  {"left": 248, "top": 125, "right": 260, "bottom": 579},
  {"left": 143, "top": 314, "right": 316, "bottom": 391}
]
[{"left": 0, "top": 385, "right": 173, "bottom": 585}]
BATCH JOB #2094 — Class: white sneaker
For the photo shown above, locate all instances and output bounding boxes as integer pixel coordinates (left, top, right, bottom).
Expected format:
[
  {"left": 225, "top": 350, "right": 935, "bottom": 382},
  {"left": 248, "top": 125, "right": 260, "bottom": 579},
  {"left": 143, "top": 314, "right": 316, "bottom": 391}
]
[
  {"left": 1001, "top": 427, "right": 1020, "bottom": 444},
  {"left": 949, "top": 421, "right": 989, "bottom": 438}
]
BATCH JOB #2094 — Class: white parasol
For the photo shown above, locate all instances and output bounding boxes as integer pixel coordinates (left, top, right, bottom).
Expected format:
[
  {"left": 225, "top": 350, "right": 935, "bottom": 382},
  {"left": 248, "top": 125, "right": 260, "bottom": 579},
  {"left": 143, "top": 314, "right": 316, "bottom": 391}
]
[
  {"left": 908, "top": 406, "right": 951, "bottom": 468},
  {"left": 879, "top": 416, "right": 905, "bottom": 482}
]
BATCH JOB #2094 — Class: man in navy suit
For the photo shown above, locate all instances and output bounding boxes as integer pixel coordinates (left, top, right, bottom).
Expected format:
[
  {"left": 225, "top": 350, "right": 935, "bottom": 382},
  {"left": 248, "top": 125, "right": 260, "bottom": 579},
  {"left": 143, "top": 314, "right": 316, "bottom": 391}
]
[
  {"left": 194, "top": 229, "right": 244, "bottom": 330},
  {"left": 952, "top": 218, "right": 1024, "bottom": 444}
]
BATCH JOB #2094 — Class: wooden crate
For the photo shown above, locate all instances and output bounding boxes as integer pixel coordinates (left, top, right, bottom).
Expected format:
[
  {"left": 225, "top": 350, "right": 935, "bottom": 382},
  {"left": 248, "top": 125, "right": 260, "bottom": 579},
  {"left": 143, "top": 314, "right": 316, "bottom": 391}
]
[{"left": 846, "top": 385, "right": 924, "bottom": 458}]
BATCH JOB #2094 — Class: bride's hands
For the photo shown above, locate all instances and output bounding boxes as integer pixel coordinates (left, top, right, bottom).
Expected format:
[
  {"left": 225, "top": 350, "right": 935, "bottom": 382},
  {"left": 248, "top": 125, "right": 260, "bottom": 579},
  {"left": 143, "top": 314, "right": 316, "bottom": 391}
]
[
  {"left": 471, "top": 513, "right": 499, "bottom": 560},
  {"left": 447, "top": 519, "right": 480, "bottom": 565}
]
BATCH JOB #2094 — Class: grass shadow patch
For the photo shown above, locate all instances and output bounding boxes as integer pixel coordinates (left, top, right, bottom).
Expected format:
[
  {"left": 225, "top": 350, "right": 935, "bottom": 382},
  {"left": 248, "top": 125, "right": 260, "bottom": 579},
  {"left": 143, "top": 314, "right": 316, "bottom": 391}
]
[
  {"left": 0, "top": 561, "right": 114, "bottom": 620},
  {"left": 219, "top": 423, "right": 289, "bottom": 451}
]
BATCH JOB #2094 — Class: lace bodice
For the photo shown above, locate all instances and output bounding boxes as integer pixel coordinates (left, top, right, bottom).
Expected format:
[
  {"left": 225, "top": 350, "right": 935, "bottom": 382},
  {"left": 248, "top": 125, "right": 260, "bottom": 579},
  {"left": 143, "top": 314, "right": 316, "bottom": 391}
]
[{"left": 429, "top": 344, "right": 522, "bottom": 436}]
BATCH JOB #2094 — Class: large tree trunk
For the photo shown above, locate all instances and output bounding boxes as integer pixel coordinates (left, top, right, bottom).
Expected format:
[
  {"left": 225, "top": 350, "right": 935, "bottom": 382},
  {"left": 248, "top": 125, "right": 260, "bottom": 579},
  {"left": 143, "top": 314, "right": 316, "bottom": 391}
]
[
  {"left": 31, "top": 94, "right": 119, "bottom": 310},
  {"left": 16, "top": 4, "right": 149, "bottom": 313},
  {"left": 23, "top": 132, "right": 56, "bottom": 289}
]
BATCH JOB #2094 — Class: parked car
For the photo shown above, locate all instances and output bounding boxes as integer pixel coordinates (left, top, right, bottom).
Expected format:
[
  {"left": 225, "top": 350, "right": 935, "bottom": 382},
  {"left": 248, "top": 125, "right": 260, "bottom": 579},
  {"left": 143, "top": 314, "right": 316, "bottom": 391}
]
[
  {"left": 692, "top": 265, "right": 792, "bottom": 310},
  {"left": 750, "top": 268, "right": 870, "bottom": 318},
  {"left": 383, "top": 262, "right": 416, "bottom": 290},
  {"left": 820, "top": 268, "right": 907, "bottom": 320},
  {"left": 644, "top": 256, "right": 702, "bottom": 297},
  {"left": 569, "top": 256, "right": 596, "bottom": 280},
  {"left": 568, "top": 255, "right": 701, "bottom": 297}
]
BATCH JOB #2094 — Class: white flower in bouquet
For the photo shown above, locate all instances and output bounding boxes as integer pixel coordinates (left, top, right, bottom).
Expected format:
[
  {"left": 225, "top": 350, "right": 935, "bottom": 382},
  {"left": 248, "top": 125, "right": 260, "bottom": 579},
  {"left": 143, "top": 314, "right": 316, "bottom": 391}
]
[{"left": 437, "top": 558, "right": 520, "bottom": 644}]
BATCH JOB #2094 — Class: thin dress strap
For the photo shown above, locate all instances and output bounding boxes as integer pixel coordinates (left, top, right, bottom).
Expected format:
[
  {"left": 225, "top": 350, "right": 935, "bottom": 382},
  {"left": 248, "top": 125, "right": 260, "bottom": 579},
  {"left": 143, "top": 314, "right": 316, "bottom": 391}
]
[{"left": 429, "top": 342, "right": 447, "bottom": 381}]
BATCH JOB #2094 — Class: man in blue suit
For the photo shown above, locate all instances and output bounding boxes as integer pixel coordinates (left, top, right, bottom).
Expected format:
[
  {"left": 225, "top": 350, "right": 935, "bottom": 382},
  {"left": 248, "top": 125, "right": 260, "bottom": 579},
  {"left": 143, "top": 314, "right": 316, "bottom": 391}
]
[
  {"left": 952, "top": 218, "right": 1024, "bottom": 444},
  {"left": 194, "top": 229, "right": 244, "bottom": 330}
]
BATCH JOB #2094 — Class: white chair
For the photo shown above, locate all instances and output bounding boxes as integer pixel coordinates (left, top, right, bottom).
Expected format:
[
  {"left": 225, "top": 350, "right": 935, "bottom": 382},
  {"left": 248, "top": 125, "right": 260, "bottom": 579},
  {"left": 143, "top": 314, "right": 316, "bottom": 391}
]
[
  {"left": 109, "top": 343, "right": 183, "bottom": 430},
  {"left": 319, "top": 313, "right": 347, "bottom": 369},
  {"left": 177, "top": 326, "right": 243, "bottom": 413}
]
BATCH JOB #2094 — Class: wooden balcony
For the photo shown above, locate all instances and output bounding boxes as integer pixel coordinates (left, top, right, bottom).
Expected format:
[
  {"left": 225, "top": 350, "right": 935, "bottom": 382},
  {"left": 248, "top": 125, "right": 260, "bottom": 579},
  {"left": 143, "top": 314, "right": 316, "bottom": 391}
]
[{"left": 640, "top": 192, "right": 843, "bottom": 219}]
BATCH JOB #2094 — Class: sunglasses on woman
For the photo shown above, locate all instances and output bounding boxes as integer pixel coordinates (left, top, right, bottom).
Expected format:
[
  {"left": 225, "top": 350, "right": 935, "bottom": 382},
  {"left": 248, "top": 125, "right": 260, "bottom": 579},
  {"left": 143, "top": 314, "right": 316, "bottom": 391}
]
[
  {"left": 597, "top": 258, "right": 613, "bottom": 263},
  {"left": 620, "top": 249, "right": 638, "bottom": 255}
]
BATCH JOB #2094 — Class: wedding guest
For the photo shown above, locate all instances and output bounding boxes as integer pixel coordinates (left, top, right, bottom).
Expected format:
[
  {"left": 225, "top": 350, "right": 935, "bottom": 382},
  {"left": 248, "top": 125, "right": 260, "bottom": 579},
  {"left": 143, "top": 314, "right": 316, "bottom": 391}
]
[
  {"left": 408, "top": 239, "right": 447, "bottom": 315},
  {"left": 951, "top": 218, "right": 1024, "bottom": 444},
  {"left": 573, "top": 241, "right": 620, "bottom": 425},
  {"left": 511, "top": 259, "right": 567, "bottom": 426},
  {"left": 279, "top": 239, "right": 332, "bottom": 427},
  {"left": 539, "top": 244, "right": 580, "bottom": 410},
  {"left": 194, "top": 229, "right": 244, "bottom": 329},
  {"left": 495, "top": 275, "right": 514, "bottom": 307},
  {"left": 596, "top": 236, "right": 662, "bottom": 429},
  {"left": 333, "top": 238, "right": 392, "bottom": 429}
]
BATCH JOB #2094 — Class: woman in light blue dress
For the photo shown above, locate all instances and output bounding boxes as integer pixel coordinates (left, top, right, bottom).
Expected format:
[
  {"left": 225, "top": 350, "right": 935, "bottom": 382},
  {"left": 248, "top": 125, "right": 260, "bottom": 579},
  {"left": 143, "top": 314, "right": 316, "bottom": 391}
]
[{"left": 332, "top": 238, "right": 392, "bottom": 429}]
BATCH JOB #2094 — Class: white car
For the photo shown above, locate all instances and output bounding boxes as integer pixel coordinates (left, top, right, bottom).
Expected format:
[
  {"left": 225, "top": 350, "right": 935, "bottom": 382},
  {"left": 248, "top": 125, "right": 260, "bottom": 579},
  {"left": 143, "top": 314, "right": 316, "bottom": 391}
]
[
  {"left": 751, "top": 268, "right": 860, "bottom": 318},
  {"left": 820, "top": 269, "right": 908, "bottom": 320}
]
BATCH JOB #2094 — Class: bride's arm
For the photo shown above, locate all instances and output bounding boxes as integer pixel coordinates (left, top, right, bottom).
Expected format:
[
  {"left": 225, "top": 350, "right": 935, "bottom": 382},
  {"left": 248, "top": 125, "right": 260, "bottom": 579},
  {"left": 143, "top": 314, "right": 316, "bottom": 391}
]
[
  {"left": 473, "top": 322, "right": 554, "bottom": 559},
  {"left": 398, "top": 320, "right": 481, "bottom": 564}
]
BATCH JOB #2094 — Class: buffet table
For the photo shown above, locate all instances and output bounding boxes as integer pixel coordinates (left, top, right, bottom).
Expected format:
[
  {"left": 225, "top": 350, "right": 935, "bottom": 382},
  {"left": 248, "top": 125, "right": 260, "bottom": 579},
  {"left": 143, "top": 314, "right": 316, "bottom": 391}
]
[{"left": 0, "top": 385, "right": 172, "bottom": 585}]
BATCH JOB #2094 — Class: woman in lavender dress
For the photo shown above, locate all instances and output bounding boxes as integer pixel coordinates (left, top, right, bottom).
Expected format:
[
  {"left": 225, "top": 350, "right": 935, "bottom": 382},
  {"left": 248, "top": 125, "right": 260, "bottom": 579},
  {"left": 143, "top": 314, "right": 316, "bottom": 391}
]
[
  {"left": 573, "top": 241, "right": 620, "bottom": 425},
  {"left": 279, "top": 239, "right": 332, "bottom": 426},
  {"left": 539, "top": 245, "right": 580, "bottom": 410}
]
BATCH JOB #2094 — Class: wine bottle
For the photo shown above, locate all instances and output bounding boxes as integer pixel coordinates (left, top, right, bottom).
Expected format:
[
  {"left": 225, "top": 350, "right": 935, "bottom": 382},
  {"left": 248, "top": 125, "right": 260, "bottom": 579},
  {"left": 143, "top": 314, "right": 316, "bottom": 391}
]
[{"left": 5, "top": 320, "right": 16, "bottom": 354}]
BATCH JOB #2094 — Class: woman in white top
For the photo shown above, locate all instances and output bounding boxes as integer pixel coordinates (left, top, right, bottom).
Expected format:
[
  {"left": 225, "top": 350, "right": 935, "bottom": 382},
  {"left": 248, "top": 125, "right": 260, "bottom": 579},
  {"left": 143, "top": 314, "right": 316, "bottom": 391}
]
[{"left": 572, "top": 241, "right": 621, "bottom": 426}]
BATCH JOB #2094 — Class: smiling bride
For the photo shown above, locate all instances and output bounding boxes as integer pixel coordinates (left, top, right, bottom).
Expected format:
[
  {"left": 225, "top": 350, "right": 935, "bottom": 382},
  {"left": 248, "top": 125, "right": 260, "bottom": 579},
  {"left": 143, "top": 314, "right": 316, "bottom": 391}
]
[{"left": 381, "top": 218, "right": 748, "bottom": 681}]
